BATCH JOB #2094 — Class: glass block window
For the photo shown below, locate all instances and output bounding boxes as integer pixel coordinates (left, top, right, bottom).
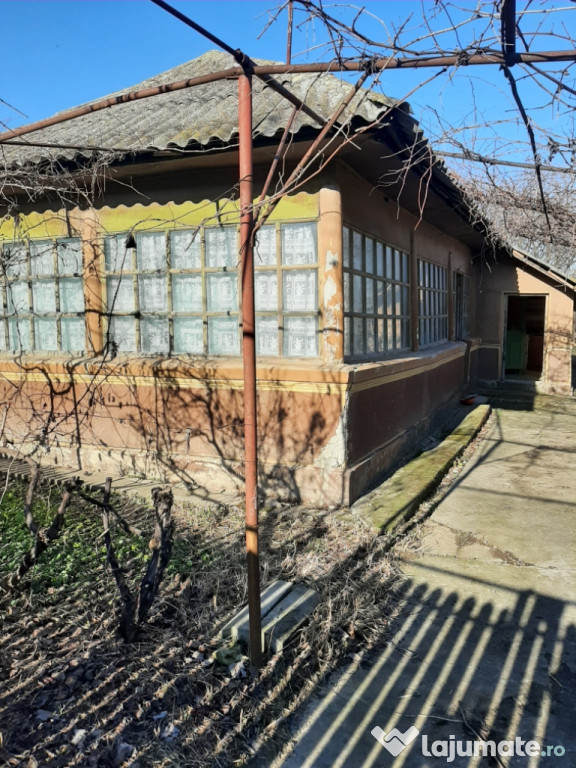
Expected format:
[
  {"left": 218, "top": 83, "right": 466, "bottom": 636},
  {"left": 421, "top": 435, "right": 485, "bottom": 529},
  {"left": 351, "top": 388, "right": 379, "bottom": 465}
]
[
  {"left": 104, "top": 229, "right": 224, "bottom": 356},
  {"left": 342, "top": 226, "right": 410, "bottom": 359},
  {"left": 255, "top": 222, "right": 318, "bottom": 357},
  {"left": 0, "top": 238, "right": 85, "bottom": 353},
  {"left": 418, "top": 259, "right": 448, "bottom": 346},
  {"left": 453, "top": 272, "right": 470, "bottom": 340},
  {"left": 103, "top": 221, "right": 319, "bottom": 358}
]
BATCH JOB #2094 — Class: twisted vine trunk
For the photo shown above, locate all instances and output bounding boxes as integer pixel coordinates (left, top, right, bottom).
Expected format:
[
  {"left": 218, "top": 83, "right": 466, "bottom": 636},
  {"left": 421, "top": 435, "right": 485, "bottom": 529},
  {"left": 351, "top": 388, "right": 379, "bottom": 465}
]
[
  {"left": 100, "top": 480, "right": 174, "bottom": 642},
  {"left": 1, "top": 468, "right": 74, "bottom": 592}
]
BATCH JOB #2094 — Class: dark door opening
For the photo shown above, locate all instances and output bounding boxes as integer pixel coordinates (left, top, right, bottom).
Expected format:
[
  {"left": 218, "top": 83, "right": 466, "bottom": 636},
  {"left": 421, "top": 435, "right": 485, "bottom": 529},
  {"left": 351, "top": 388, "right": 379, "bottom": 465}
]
[{"left": 505, "top": 295, "right": 546, "bottom": 379}]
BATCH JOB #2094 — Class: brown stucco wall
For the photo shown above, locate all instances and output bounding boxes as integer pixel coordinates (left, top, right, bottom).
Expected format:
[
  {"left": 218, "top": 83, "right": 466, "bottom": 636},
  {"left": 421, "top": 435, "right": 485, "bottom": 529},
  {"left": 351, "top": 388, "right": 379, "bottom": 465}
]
[
  {"left": 0, "top": 357, "right": 347, "bottom": 504},
  {"left": 343, "top": 344, "right": 467, "bottom": 502},
  {"left": 0, "top": 159, "right": 481, "bottom": 507}
]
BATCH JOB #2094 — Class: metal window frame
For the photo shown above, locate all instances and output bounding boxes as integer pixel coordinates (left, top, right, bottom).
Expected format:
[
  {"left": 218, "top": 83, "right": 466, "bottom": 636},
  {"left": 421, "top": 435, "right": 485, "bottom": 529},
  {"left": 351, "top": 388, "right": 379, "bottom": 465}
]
[
  {"left": 343, "top": 225, "right": 411, "bottom": 361},
  {"left": 453, "top": 271, "right": 470, "bottom": 340},
  {"left": 418, "top": 258, "right": 449, "bottom": 347}
]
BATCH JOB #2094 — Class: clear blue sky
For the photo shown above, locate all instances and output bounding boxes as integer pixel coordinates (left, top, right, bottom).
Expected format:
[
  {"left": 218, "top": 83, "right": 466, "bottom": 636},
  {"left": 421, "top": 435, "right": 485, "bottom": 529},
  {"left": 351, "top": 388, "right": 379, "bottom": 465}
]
[{"left": 1, "top": 1, "right": 575, "bottom": 173}]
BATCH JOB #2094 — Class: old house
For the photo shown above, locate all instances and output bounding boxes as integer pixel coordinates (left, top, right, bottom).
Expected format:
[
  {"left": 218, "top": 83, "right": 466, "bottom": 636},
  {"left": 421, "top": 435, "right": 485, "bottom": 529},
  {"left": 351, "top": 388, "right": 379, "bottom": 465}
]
[{"left": 1, "top": 51, "right": 569, "bottom": 506}]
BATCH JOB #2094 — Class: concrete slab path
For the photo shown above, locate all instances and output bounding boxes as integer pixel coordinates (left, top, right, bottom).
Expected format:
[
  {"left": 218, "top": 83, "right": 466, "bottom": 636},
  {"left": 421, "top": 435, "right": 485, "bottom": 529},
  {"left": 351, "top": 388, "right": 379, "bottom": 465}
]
[{"left": 268, "top": 408, "right": 576, "bottom": 768}]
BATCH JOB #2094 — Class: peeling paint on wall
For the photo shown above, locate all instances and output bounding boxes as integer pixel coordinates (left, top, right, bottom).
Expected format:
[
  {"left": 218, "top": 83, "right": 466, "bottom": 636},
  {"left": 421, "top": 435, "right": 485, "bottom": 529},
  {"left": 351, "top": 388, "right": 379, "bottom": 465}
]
[{"left": 315, "top": 394, "right": 347, "bottom": 471}]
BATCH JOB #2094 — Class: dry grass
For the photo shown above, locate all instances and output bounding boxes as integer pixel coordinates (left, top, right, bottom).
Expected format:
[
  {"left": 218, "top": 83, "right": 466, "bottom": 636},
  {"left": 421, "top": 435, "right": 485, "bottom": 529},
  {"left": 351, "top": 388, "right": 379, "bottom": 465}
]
[{"left": 0, "top": 482, "right": 400, "bottom": 768}]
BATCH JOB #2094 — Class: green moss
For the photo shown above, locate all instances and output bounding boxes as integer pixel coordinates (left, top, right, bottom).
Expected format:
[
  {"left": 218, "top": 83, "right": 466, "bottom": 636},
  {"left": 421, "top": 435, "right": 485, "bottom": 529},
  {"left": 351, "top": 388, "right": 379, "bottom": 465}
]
[{"left": 355, "top": 405, "right": 491, "bottom": 534}]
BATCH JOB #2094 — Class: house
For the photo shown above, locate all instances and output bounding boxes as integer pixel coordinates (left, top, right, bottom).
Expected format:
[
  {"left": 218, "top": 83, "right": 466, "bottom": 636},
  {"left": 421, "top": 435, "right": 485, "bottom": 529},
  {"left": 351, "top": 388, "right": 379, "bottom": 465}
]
[
  {"left": 1, "top": 50, "right": 568, "bottom": 506},
  {"left": 475, "top": 248, "right": 575, "bottom": 395}
]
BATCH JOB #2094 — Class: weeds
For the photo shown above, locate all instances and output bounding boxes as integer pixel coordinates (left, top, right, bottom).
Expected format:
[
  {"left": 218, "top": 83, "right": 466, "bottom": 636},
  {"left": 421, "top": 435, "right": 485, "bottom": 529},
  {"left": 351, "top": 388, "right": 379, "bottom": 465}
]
[{"left": 0, "top": 478, "right": 399, "bottom": 768}]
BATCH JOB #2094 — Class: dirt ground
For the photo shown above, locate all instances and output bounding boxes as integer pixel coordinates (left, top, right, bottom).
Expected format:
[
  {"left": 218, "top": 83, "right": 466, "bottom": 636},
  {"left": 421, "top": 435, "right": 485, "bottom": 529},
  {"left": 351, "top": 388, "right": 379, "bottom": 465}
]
[{"left": 0, "top": 481, "right": 399, "bottom": 768}]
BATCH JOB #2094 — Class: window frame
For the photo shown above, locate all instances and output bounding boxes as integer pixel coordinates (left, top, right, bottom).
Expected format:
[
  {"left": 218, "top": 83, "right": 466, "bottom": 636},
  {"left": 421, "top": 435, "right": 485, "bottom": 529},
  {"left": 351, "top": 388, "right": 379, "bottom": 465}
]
[
  {"left": 342, "top": 225, "right": 411, "bottom": 361},
  {"left": 453, "top": 271, "right": 470, "bottom": 340},
  {"left": 102, "top": 220, "right": 321, "bottom": 359},
  {"left": 0, "top": 237, "right": 86, "bottom": 354},
  {"left": 417, "top": 258, "right": 449, "bottom": 347}
]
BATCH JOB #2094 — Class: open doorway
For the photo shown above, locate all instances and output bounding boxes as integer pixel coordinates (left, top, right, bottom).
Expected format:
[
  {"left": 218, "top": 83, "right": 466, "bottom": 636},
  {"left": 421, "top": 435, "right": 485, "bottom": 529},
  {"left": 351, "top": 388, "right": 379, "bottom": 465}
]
[{"left": 504, "top": 295, "right": 546, "bottom": 380}]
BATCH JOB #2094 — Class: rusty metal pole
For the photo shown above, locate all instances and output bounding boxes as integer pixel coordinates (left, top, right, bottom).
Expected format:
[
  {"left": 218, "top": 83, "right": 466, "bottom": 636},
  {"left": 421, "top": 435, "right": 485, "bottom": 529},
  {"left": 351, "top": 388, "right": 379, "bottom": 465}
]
[
  {"left": 238, "top": 68, "right": 262, "bottom": 669},
  {"left": 286, "top": 0, "right": 293, "bottom": 65}
]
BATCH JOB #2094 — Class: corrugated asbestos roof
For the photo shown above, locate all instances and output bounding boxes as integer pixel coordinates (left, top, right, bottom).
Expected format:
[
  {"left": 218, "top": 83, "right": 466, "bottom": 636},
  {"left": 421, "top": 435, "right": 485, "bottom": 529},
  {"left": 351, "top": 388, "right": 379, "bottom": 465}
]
[{"left": 1, "top": 50, "right": 399, "bottom": 169}]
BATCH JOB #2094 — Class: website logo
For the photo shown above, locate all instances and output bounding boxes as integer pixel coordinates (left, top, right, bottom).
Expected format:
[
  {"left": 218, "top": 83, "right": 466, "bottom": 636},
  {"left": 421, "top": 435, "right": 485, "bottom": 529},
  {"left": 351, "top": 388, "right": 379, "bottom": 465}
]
[
  {"left": 371, "top": 724, "right": 566, "bottom": 762},
  {"left": 371, "top": 726, "right": 420, "bottom": 756}
]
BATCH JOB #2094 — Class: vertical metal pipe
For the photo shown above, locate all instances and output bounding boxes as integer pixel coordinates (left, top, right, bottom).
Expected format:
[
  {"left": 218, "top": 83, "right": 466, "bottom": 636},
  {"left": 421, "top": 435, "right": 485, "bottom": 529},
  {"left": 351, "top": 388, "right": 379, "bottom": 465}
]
[
  {"left": 238, "top": 70, "right": 262, "bottom": 669},
  {"left": 286, "top": 0, "right": 293, "bottom": 65}
]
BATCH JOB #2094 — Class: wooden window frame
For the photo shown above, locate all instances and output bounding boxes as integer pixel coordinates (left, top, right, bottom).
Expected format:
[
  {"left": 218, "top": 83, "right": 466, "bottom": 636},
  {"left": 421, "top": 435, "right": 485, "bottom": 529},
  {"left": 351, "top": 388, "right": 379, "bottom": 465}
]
[{"left": 0, "top": 238, "right": 85, "bottom": 354}]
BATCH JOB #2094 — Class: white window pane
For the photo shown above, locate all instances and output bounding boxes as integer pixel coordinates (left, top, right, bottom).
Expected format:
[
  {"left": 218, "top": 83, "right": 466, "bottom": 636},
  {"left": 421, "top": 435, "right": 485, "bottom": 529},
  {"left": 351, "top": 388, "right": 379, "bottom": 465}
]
[
  {"left": 208, "top": 316, "right": 239, "bottom": 355},
  {"left": 61, "top": 318, "right": 85, "bottom": 352},
  {"left": 366, "top": 278, "right": 374, "bottom": 314},
  {"left": 106, "top": 276, "right": 135, "bottom": 312},
  {"left": 5, "top": 245, "right": 27, "bottom": 278},
  {"left": 353, "top": 317, "right": 364, "bottom": 355},
  {"left": 7, "top": 282, "right": 29, "bottom": 314},
  {"left": 386, "top": 247, "right": 394, "bottom": 278},
  {"left": 386, "top": 282, "right": 394, "bottom": 314},
  {"left": 352, "top": 231, "right": 363, "bottom": 271},
  {"left": 174, "top": 317, "right": 204, "bottom": 354},
  {"left": 60, "top": 278, "right": 84, "bottom": 313},
  {"left": 140, "top": 318, "right": 169, "bottom": 354},
  {"left": 57, "top": 239, "right": 82, "bottom": 275},
  {"left": 344, "top": 317, "right": 351, "bottom": 356},
  {"left": 353, "top": 274, "right": 363, "bottom": 313},
  {"left": 171, "top": 230, "right": 201, "bottom": 269},
  {"left": 343, "top": 227, "right": 350, "bottom": 268},
  {"left": 255, "top": 272, "right": 277, "bottom": 311},
  {"left": 207, "top": 273, "right": 237, "bottom": 312},
  {"left": 395, "top": 285, "right": 402, "bottom": 315},
  {"left": 0, "top": 325, "right": 6, "bottom": 351},
  {"left": 9, "top": 318, "right": 31, "bottom": 351},
  {"left": 32, "top": 280, "right": 56, "bottom": 313},
  {"left": 283, "top": 316, "right": 317, "bottom": 357},
  {"left": 108, "top": 317, "right": 135, "bottom": 352},
  {"left": 367, "top": 318, "right": 376, "bottom": 353},
  {"left": 387, "top": 318, "right": 394, "bottom": 350},
  {"left": 172, "top": 275, "right": 202, "bottom": 312},
  {"left": 30, "top": 241, "right": 53, "bottom": 276},
  {"left": 206, "top": 228, "right": 237, "bottom": 268},
  {"left": 137, "top": 233, "right": 166, "bottom": 271},
  {"left": 283, "top": 270, "right": 317, "bottom": 312},
  {"left": 281, "top": 223, "right": 316, "bottom": 266},
  {"left": 139, "top": 275, "right": 167, "bottom": 312},
  {"left": 376, "top": 243, "right": 384, "bottom": 276},
  {"left": 402, "top": 252, "right": 409, "bottom": 283},
  {"left": 394, "top": 250, "right": 401, "bottom": 281},
  {"left": 256, "top": 316, "right": 279, "bottom": 356},
  {"left": 377, "top": 319, "right": 385, "bottom": 352},
  {"left": 255, "top": 226, "right": 276, "bottom": 266},
  {"left": 343, "top": 271, "right": 350, "bottom": 312},
  {"left": 365, "top": 239, "right": 374, "bottom": 274},
  {"left": 376, "top": 281, "right": 384, "bottom": 315},
  {"left": 105, "top": 236, "right": 132, "bottom": 272},
  {"left": 34, "top": 318, "right": 58, "bottom": 351}
]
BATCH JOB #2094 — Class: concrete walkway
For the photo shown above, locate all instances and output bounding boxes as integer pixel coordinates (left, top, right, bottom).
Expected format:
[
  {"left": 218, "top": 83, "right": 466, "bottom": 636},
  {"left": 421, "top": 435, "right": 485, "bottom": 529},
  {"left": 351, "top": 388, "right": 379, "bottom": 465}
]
[{"left": 269, "top": 407, "right": 576, "bottom": 768}]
